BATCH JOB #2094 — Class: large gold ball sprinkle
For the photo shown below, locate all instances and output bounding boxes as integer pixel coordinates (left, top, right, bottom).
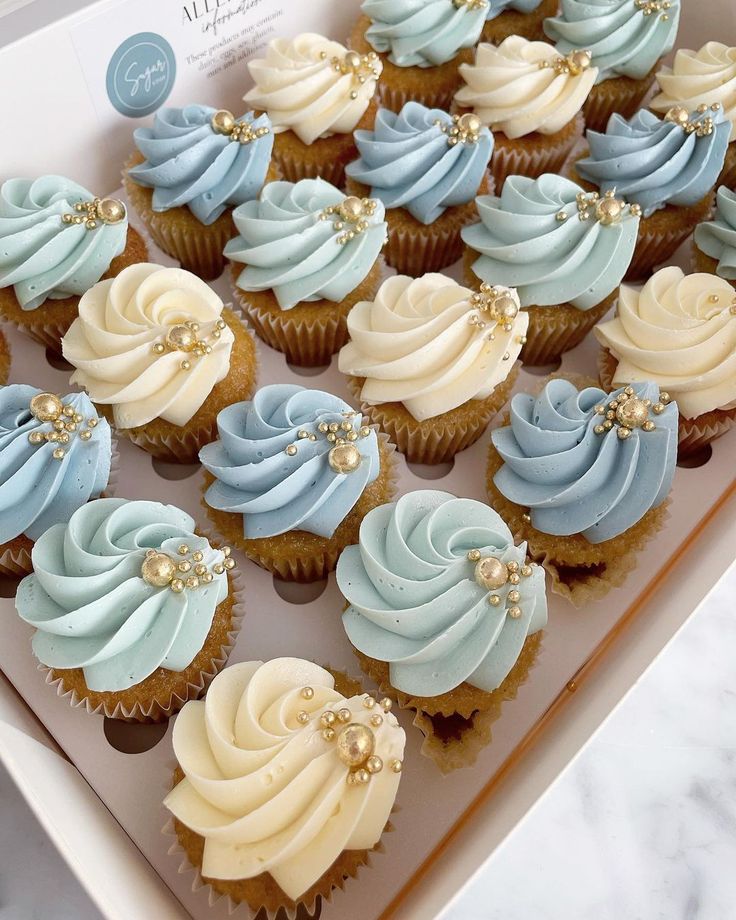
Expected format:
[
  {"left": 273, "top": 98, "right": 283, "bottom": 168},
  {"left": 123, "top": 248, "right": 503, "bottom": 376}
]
[
  {"left": 328, "top": 442, "right": 361, "bottom": 474},
  {"left": 494, "top": 295, "right": 518, "bottom": 321},
  {"left": 166, "top": 324, "right": 196, "bottom": 352},
  {"left": 458, "top": 112, "right": 482, "bottom": 134},
  {"left": 474, "top": 556, "right": 508, "bottom": 590},
  {"left": 339, "top": 196, "right": 364, "bottom": 222},
  {"left": 666, "top": 105, "right": 690, "bottom": 125},
  {"left": 141, "top": 552, "right": 176, "bottom": 587},
  {"left": 568, "top": 49, "right": 592, "bottom": 73},
  {"left": 336, "top": 723, "right": 375, "bottom": 767},
  {"left": 96, "top": 198, "right": 126, "bottom": 224},
  {"left": 615, "top": 397, "right": 649, "bottom": 429},
  {"left": 595, "top": 196, "right": 624, "bottom": 225},
  {"left": 30, "top": 392, "right": 63, "bottom": 422},
  {"left": 344, "top": 50, "right": 362, "bottom": 70},
  {"left": 211, "top": 109, "right": 236, "bottom": 135}
]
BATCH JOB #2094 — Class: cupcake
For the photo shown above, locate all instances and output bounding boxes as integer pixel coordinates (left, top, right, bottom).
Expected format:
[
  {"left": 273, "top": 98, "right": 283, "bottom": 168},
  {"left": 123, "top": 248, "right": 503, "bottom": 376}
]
[
  {"left": 0, "top": 385, "right": 113, "bottom": 576},
  {"left": 337, "top": 490, "right": 547, "bottom": 772},
  {"left": 543, "top": 0, "right": 681, "bottom": 131},
  {"left": 225, "top": 179, "right": 387, "bottom": 367},
  {"left": 462, "top": 173, "right": 640, "bottom": 365},
  {"left": 595, "top": 266, "right": 736, "bottom": 456},
  {"left": 165, "top": 658, "right": 405, "bottom": 915},
  {"left": 454, "top": 36, "right": 597, "bottom": 189},
  {"left": 344, "top": 101, "right": 493, "bottom": 275},
  {"left": 243, "top": 33, "right": 381, "bottom": 187},
  {"left": 123, "top": 104, "right": 276, "bottom": 280},
  {"left": 348, "top": 0, "right": 486, "bottom": 113},
  {"left": 15, "top": 498, "right": 241, "bottom": 721},
  {"left": 651, "top": 43, "right": 736, "bottom": 189},
  {"left": 62, "top": 262, "right": 257, "bottom": 463},
  {"left": 200, "top": 384, "right": 396, "bottom": 582},
  {"left": 693, "top": 186, "right": 736, "bottom": 283},
  {"left": 0, "top": 327, "right": 10, "bottom": 385},
  {"left": 0, "top": 176, "right": 147, "bottom": 352},
  {"left": 339, "top": 274, "right": 526, "bottom": 464},
  {"left": 488, "top": 377, "right": 678, "bottom": 604},
  {"left": 573, "top": 106, "right": 729, "bottom": 279},
  {"left": 481, "top": 0, "right": 560, "bottom": 44}
]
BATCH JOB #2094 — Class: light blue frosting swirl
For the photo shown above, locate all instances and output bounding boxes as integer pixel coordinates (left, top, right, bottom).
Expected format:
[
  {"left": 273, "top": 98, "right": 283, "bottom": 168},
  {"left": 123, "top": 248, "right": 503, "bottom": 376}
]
[
  {"left": 200, "top": 384, "right": 381, "bottom": 540},
  {"left": 577, "top": 108, "right": 730, "bottom": 217},
  {"left": 0, "top": 176, "right": 128, "bottom": 310},
  {"left": 462, "top": 173, "right": 639, "bottom": 310},
  {"left": 0, "top": 385, "right": 111, "bottom": 544},
  {"left": 487, "top": 0, "right": 544, "bottom": 19},
  {"left": 694, "top": 186, "right": 736, "bottom": 280},
  {"left": 337, "top": 490, "right": 547, "bottom": 696},
  {"left": 543, "top": 0, "right": 681, "bottom": 83},
  {"left": 491, "top": 379, "right": 678, "bottom": 543},
  {"left": 345, "top": 102, "right": 493, "bottom": 224},
  {"left": 15, "top": 498, "right": 230, "bottom": 692},
  {"left": 225, "top": 179, "right": 387, "bottom": 310},
  {"left": 128, "top": 105, "right": 273, "bottom": 225},
  {"left": 362, "top": 0, "right": 486, "bottom": 68}
]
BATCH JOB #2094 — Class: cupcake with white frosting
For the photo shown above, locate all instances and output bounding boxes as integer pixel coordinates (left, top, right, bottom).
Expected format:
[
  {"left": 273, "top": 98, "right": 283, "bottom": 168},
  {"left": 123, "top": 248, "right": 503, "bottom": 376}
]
[
  {"left": 595, "top": 266, "right": 736, "bottom": 456},
  {"left": 62, "top": 262, "right": 257, "bottom": 463},
  {"left": 481, "top": 0, "right": 559, "bottom": 44},
  {"left": 244, "top": 33, "right": 381, "bottom": 187},
  {"left": 693, "top": 186, "right": 736, "bottom": 284},
  {"left": 340, "top": 274, "right": 526, "bottom": 464}
]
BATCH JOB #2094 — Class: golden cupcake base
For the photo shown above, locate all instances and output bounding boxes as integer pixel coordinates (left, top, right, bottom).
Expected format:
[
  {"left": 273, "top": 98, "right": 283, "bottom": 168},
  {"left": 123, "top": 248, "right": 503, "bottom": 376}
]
[
  {"left": 582, "top": 63, "right": 660, "bottom": 133},
  {"left": 480, "top": 0, "right": 558, "bottom": 44}
]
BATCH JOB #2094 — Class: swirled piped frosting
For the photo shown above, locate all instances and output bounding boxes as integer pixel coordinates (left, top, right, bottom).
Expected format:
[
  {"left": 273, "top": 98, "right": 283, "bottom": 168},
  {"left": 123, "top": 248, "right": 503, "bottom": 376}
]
[
  {"left": 694, "top": 187, "right": 736, "bottom": 280},
  {"left": 491, "top": 378, "right": 678, "bottom": 542},
  {"left": 337, "top": 490, "right": 547, "bottom": 696},
  {"left": 462, "top": 174, "right": 639, "bottom": 310},
  {"left": 454, "top": 37, "right": 598, "bottom": 138},
  {"left": 0, "top": 176, "right": 128, "bottom": 310},
  {"left": 62, "top": 263, "right": 235, "bottom": 429},
  {"left": 225, "top": 179, "right": 387, "bottom": 310},
  {"left": 0, "top": 385, "right": 111, "bottom": 544},
  {"left": 345, "top": 102, "right": 493, "bottom": 224},
  {"left": 339, "top": 274, "right": 527, "bottom": 420},
  {"left": 543, "top": 0, "right": 681, "bottom": 84},
  {"left": 594, "top": 266, "right": 736, "bottom": 418},
  {"left": 200, "top": 384, "right": 381, "bottom": 540},
  {"left": 15, "top": 498, "right": 231, "bottom": 691},
  {"left": 164, "top": 658, "right": 405, "bottom": 899},
  {"left": 577, "top": 107, "right": 730, "bottom": 217},
  {"left": 362, "top": 0, "right": 486, "bottom": 68},
  {"left": 651, "top": 43, "right": 736, "bottom": 143},
  {"left": 486, "top": 0, "right": 545, "bottom": 19},
  {"left": 128, "top": 105, "right": 273, "bottom": 225},
  {"left": 243, "top": 33, "right": 382, "bottom": 144}
]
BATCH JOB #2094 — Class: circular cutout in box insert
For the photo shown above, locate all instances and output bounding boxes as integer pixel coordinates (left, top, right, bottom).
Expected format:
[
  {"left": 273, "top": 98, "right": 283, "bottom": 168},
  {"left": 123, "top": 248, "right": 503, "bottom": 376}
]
[
  {"left": 103, "top": 717, "right": 169, "bottom": 754},
  {"left": 151, "top": 456, "right": 201, "bottom": 481},
  {"left": 0, "top": 573, "right": 22, "bottom": 599},
  {"left": 407, "top": 458, "right": 455, "bottom": 481},
  {"left": 522, "top": 358, "right": 562, "bottom": 377},
  {"left": 286, "top": 361, "right": 331, "bottom": 378},
  {"left": 676, "top": 443, "right": 713, "bottom": 470},
  {"left": 45, "top": 348, "right": 73, "bottom": 373},
  {"left": 273, "top": 576, "right": 328, "bottom": 605}
]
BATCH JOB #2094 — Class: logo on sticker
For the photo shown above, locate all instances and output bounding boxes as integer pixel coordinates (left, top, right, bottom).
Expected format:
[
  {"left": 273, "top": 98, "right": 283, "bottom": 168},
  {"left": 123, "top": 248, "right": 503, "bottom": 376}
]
[{"left": 106, "top": 32, "right": 176, "bottom": 118}]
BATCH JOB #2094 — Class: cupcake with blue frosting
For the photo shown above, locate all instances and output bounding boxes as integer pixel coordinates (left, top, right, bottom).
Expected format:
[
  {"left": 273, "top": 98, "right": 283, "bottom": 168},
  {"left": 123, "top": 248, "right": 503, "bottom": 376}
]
[
  {"left": 337, "top": 490, "right": 548, "bottom": 771},
  {"left": 693, "top": 186, "right": 736, "bottom": 285},
  {"left": 345, "top": 101, "right": 493, "bottom": 275},
  {"left": 200, "top": 384, "right": 396, "bottom": 582},
  {"left": 124, "top": 104, "right": 275, "bottom": 280},
  {"left": 481, "top": 0, "right": 559, "bottom": 44}
]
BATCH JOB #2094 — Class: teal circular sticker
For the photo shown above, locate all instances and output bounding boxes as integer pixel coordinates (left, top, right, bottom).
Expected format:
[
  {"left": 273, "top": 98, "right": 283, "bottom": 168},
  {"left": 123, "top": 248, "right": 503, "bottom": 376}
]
[{"left": 106, "top": 32, "right": 176, "bottom": 118}]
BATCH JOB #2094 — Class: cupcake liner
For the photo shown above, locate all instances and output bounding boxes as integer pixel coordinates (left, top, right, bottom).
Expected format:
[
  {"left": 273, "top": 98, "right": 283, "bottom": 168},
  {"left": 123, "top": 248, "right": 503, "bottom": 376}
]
[
  {"left": 582, "top": 66, "right": 660, "bottom": 133},
  {"left": 718, "top": 143, "right": 736, "bottom": 190},
  {"left": 489, "top": 114, "right": 583, "bottom": 190},
  {"left": 346, "top": 364, "right": 518, "bottom": 465},
  {"left": 0, "top": 327, "right": 11, "bottom": 385},
  {"left": 480, "top": 0, "right": 558, "bottom": 43},
  {"left": 626, "top": 194, "right": 714, "bottom": 281}
]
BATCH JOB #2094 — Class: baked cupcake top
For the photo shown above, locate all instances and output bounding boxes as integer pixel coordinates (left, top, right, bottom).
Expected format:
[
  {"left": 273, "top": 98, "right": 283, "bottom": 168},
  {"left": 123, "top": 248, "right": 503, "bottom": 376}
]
[
  {"left": 128, "top": 105, "right": 273, "bottom": 225},
  {"left": 15, "top": 498, "right": 233, "bottom": 692},
  {"left": 594, "top": 266, "right": 736, "bottom": 419},
  {"left": 486, "top": 0, "right": 545, "bottom": 19},
  {"left": 694, "top": 186, "right": 736, "bottom": 280},
  {"left": 345, "top": 102, "right": 493, "bottom": 224},
  {"left": 225, "top": 179, "right": 387, "bottom": 310},
  {"left": 200, "top": 384, "right": 382, "bottom": 540},
  {"left": 243, "top": 33, "right": 382, "bottom": 145},
  {"left": 62, "top": 262, "right": 235, "bottom": 429},
  {"left": 577, "top": 106, "right": 729, "bottom": 217},
  {"left": 651, "top": 43, "right": 736, "bottom": 143},
  {"left": 337, "top": 490, "right": 547, "bottom": 697},
  {"left": 164, "top": 658, "right": 405, "bottom": 899},
  {"left": 491, "top": 378, "right": 678, "bottom": 543},
  {"left": 543, "top": 0, "right": 680, "bottom": 84},
  {"left": 0, "top": 385, "right": 111, "bottom": 544},
  {"left": 362, "top": 0, "right": 486, "bottom": 68},
  {"left": 339, "top": 274, "right": 527, "bottom": 421},
  {"left": 0, "top": 176, "right": 127, "bottom": 311},
  {"left": 462, "top": 173, "right": 640, "bottom": 310},
  {"left": 454, "top": 37, "right": 598, "bottom": 138}
]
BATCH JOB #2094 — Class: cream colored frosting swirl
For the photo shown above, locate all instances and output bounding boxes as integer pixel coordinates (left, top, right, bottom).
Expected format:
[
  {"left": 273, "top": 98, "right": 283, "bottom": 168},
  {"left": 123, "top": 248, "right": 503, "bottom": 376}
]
[
  {"left": 594, "top": 266, "right": 736, "bottom": 419},
  {"left": 164, "top": 658, "right": 405, "bottom": 899},
  {"left": 652, "top": 43, "right": 736, "bottom": 143},
  {"left": 244, "top": 33, "right": 382, "bottom": 145},
  {"left": 339, "top": 274, "right": 527, "bottom": 421},
  {"left": 62, "top": 263, "right": 234, "bottom": 429},
  {"left": 454, "top": 37, "right": 598, "bottom": 138}
]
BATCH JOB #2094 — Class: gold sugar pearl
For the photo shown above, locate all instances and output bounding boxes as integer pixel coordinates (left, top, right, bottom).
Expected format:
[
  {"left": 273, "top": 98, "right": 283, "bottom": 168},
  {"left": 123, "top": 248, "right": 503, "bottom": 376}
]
[
  {"left": 296, "top": 711, "right": 310, "bottom": 725},
  {"left": 301, "top": 687, "right": 314, "bottom": 700}
]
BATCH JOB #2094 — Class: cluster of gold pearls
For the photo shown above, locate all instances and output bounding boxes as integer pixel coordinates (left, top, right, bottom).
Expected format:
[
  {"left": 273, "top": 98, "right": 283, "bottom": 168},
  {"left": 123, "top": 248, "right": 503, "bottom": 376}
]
[
  {"left": 467, "top": 283, "right": 520, "bottom": 348},
  {"left": 140, "top": 543, "right": 234, "bottom": 592},
  {"left": 210, "top": 109, "right": 270, "bottom": 144},
  {"left": 467, "top": 549, "right": 533, "bottom": 618},
  {"left": 152, "top": 318, "right": 227, "bottom": 371},
  {"left": 27, "top": 393, "right": 98, "bottom": 460},
  {"left": 320, "top": 48, "right": 380, "bottom": 100},
  {"left": 593, "top": 386, "right": 670, "bottom": 440},
  {"left": 665, "top": 102, "right": 721, "bottom": 136},
  {"left": 283, "top": 411, "right": 372, "bottom": 474},
  {"left": 62, "top": 197, "right": 126, "bottom": 230},
  {"left": 434, "top": 112, "right": 483, "bottom": 147},
  {"left": 575, "top": 190, "right": 641, "bottom": 224},
  {"left": 635, "top": 0, "right": 672, "bottom": 21},
  {"left": 538, "top": 49, "right": 592, "bottom": 76},
  {"left": 453, "top": 0, "right": 488, "bottom": 10},
  {"left": 319, "top": 196, "right": 379, "bottom": 245}
]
